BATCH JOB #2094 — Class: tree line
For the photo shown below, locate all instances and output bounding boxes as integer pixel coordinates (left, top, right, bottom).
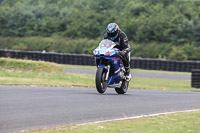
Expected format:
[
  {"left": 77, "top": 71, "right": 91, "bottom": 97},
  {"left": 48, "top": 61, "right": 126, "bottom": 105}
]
[{"left": 0, "top": 0, "right": 200, "bottom": 60}]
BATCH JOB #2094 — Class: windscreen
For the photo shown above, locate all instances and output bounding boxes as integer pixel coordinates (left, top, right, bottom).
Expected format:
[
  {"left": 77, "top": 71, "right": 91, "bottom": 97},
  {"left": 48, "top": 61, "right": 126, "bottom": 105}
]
[{"left": 99, "top": 39, "right": 115, "bottom": 49}]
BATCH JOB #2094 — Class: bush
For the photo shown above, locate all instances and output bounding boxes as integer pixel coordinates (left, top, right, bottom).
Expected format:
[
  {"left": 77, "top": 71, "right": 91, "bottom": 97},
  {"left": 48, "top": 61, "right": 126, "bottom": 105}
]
[
  {"left": 0, "top": 37, "right": 100, "bottom": 54},
  {"left": 1, "top": 37, "right": 200, "bottom": 60},
  {"left": 168, "top": 47, "right": 188, "bottom": 61}
]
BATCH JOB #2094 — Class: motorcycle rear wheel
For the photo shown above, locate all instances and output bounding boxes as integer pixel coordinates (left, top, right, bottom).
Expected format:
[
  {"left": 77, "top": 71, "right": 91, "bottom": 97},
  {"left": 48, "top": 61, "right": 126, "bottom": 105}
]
[
  {"left": 96, "top": 67, "right": 107, "bottom": 94},
  {"left": 115, "top": 80, "right": 129, "bottom": 94}
]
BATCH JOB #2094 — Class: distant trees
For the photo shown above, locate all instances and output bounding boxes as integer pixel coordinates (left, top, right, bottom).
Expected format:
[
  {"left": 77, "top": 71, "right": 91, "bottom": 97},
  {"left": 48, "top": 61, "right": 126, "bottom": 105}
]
[{"left": 0, "top": 0, "right": 200, "bottom": 60}]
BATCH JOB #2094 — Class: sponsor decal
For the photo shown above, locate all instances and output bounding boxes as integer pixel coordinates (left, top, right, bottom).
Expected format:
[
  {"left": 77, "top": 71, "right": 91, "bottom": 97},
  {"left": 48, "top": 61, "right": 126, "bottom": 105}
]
[{"left": 114, "top": 68, "right": 120, "bottom": 74}]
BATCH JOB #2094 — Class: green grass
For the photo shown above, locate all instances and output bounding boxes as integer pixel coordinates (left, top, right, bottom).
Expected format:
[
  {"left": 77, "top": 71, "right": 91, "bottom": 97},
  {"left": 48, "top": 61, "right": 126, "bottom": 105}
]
[
  {"left": 0, "top": 69, "right": 94, "bottom": 87},
  {"left": 0, "top": 58, "right": 198, "bottom": 91},
  {"left": 131, "top": 77, "right": 194, "bottom": 91},
  {"left": 133, "top": 69, "right": 191, "bottom": 76},
  {"left": 26, "top": 111, "right": 200, "bottom": 133},
  {"left": 63, "top": 64, "right": 195, "bottom": 91},
  {"left": 0, "top": 58, "right": 94, "bottom": 87},
  {"left": 0, "top": 58, "right": 63, "bottom": 73},
  {"left": 0, "top": 69, "right": 196, "bottom": 91}
]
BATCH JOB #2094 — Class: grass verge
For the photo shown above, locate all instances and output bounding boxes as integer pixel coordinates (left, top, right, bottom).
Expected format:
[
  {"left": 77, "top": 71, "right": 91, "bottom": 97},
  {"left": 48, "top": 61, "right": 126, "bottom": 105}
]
[
  {"left": 131, "top": 77, "right": 194, "bottom": 91},
  {"left": 0, "top": 58, "right": 198, "bottom": 91},
  {"left": 0, "top": 69, "right": 94, "bottom": 88},
  {"left": 25, "top": 110, "right": 200, "bottom": 133},
  {"left": 0, "top": 69, "right": 197, "bottom": 91},
  {"left": 0, "top": 58, "right": 63, "bottom": 73}
]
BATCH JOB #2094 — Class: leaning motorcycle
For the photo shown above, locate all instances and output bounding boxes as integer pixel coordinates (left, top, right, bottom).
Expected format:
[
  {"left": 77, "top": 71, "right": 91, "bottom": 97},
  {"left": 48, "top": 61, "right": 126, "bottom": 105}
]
[{"left": 93, "top": 39, "right": 130, "bottom": 94}]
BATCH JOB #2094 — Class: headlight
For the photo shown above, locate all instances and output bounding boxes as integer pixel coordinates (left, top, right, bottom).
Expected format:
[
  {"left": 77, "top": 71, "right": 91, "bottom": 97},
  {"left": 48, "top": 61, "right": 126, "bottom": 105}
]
[{"left": 93, "top": 49, "right": 98, "bottom": 55}]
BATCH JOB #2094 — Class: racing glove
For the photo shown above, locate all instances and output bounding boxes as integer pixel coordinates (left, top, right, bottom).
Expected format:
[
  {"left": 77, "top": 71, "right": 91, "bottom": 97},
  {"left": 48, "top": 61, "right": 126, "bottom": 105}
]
[
  {"left": 118, "top": 50, "right": 126, "bottom": 59},
  {"left": 115, "top": 42, "right": 120, "bottom": 46}
]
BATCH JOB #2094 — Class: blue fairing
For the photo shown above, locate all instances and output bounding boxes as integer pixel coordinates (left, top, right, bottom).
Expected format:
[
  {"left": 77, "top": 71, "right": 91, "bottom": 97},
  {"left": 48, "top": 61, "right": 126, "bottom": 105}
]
[
  {"left": 98, "top": 64, "right": 109, "bottom": 72},
  {"left": 108, "top": 72, "right": 121, "bottom": 85},
  {"left": 94, "top": 39, "right": 125, "bottom": 87},
  {"left": 98, "top": 64, "right": 106, "bottom": 68}
]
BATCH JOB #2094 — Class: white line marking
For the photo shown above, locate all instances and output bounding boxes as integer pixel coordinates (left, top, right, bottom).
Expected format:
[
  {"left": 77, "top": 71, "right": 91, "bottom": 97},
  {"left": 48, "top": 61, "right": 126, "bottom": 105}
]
[
  {"left": 19, "top": 109, "right": 200, "bottom": 132},
  {"left": 78, "top": 109, "right": 200, "bottom": 125}
]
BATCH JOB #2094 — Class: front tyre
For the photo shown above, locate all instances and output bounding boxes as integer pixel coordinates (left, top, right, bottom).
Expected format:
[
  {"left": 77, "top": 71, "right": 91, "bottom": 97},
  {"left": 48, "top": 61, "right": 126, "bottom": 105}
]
[
  {"left": 96, "top": 67, "right": 107, "bottom": 94},
  {"left": 115, "top": 80, "right": 129, "bottom": 94}
]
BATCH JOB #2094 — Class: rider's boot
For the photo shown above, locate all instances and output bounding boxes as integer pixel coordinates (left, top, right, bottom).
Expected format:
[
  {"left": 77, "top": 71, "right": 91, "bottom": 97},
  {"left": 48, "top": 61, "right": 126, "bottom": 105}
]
[{"left": 125, "top": 67, "right": 131, "bottom": 81}]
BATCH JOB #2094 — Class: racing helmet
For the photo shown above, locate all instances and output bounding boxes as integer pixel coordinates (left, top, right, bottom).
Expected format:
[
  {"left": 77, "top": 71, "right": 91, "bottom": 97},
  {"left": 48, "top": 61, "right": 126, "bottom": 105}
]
[{"left": 106, "top": 23, "right": 119, "bottom": 40}]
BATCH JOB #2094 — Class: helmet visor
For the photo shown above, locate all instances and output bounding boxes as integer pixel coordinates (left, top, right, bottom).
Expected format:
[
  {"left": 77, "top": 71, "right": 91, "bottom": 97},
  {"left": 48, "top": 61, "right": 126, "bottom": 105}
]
[{"left": 107, "top": 31, "right": 118, "bottom": 38}]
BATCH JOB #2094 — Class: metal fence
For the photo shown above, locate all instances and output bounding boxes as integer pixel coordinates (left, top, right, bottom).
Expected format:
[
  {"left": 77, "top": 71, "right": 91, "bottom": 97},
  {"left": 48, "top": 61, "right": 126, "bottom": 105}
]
[{"left": 1, "top": 49, "right": 200, "bottom": 72}]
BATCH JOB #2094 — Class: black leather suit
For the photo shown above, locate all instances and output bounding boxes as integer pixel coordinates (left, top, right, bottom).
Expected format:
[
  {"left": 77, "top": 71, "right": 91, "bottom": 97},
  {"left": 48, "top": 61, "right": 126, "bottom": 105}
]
[{"left": 103, "top": 30, "right": 131, "bottom": 72}]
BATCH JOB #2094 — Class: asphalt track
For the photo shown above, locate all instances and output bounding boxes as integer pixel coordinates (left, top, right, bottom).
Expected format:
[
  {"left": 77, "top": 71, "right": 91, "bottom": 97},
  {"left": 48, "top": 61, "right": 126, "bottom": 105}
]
[
  {"left": 1, "top": 86, "right": 200, "bottom": 133},
  {"left": 66, "top": 68, "right": 191, "bottom": 81}
]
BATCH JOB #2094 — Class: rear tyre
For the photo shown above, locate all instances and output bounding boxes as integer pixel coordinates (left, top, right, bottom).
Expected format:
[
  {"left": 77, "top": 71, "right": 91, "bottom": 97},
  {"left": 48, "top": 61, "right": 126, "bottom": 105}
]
[
  {"left": 115, "top": 80, "right": 129, "bottom": 94},
  {"left": 96, "top": 67, "right": 107, "bottom": 94}
]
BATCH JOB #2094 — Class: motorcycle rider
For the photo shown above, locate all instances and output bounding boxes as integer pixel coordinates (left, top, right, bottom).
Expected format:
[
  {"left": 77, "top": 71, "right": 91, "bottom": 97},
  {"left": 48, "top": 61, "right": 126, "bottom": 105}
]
[{"left": 103, "top": 23, "right": 131, "bottom": 80}]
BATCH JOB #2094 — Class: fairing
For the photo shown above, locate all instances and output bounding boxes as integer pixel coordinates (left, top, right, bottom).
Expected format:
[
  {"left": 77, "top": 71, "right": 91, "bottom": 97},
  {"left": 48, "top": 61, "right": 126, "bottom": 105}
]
[{"left": 93, "top": 39, "right": 125, "bottom": 87}]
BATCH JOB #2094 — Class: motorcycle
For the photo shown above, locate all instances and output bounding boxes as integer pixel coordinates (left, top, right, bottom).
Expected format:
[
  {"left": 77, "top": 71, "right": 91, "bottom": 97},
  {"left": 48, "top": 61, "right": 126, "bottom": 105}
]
[{"left": 93, "top": 39, "right": 130, "bottom": 94}]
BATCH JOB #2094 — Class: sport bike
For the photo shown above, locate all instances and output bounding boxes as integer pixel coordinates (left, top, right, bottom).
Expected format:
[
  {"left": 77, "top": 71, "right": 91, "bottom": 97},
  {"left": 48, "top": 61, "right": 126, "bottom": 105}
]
[{"left": 93, "top": 39, "right": 129, "bottom": 94}]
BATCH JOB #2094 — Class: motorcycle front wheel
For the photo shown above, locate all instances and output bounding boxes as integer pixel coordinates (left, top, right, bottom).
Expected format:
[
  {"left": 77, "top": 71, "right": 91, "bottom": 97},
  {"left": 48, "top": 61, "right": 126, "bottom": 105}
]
[
  {"left": 96, "top": 67, "right": 107, "bottom": 94},
  {"left": 115, "top": 80, "right": 129, "bottom": 94}
]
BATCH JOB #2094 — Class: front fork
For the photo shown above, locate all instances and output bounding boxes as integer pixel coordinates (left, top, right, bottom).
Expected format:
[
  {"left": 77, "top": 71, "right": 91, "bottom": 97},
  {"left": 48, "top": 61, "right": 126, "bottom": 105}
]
[
  {"left": 105, "top": 65, "right": 110, "bottom": 81},
  {"left": 97, "top": 64, "right": 110, "bottom": 81}
]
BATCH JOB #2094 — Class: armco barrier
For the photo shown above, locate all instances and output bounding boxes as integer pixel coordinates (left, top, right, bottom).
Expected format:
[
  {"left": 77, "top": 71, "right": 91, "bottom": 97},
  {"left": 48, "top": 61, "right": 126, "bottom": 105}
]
[
  {"left": 1, "top": 49, "right": 200, "bottom": 72},
  {"left": 191, "top": 69, "right": 200, "bottom": 88}
]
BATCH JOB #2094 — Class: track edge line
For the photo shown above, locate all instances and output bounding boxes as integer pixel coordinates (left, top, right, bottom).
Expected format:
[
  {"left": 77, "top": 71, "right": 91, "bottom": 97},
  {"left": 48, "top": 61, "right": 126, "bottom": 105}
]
[{"left": 78, "top": 109, "right": 200, "bottom": 125}]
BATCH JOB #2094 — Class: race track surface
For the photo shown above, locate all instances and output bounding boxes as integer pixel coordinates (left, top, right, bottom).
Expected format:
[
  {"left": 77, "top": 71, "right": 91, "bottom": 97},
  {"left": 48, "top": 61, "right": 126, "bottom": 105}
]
[
  {"left": 66, "top": 68, "right": 191, "bottom": 81},
  {"left": 0, "top": 86, "right": 200, "bottom": 133}
]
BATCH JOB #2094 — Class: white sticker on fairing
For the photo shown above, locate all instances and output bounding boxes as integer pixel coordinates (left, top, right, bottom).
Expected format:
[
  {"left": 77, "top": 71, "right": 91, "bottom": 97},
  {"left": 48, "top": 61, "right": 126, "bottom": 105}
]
[{"left": 99, "top": 47, "right": 107, "bottom": 54}]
